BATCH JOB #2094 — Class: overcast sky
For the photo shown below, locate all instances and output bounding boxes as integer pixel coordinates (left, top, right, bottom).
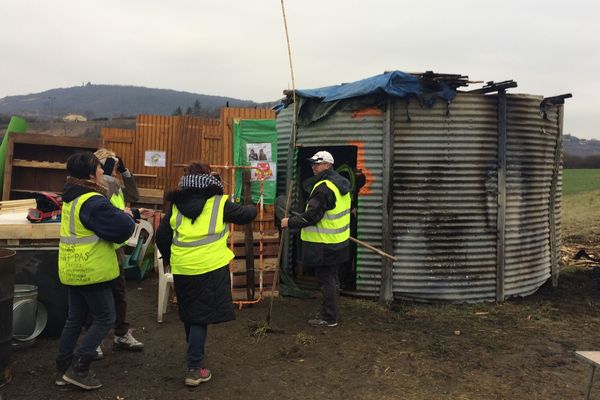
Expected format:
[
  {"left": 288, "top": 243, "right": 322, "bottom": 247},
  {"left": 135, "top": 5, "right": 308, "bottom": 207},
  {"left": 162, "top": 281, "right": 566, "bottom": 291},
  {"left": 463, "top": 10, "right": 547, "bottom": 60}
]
[{"left": 1, "top": 1, "right": 598, "bottom": 138}]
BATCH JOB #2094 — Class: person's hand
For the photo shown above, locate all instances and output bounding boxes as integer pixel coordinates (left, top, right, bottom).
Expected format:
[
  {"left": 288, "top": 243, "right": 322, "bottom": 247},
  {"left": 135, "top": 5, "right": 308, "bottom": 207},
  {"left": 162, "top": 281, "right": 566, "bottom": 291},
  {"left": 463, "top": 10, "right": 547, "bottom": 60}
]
[
  {"left": 139, "top": 208, "right": 155, "bottom": 219},
  {"left": 281, "top": 217, "right": 289, "bottom": 229},
  {"left": 116, "top": 156, "right": 127, "bottom": 173},
  {"left": 124, "top": 207, "right": 134, "bottom": 217}
]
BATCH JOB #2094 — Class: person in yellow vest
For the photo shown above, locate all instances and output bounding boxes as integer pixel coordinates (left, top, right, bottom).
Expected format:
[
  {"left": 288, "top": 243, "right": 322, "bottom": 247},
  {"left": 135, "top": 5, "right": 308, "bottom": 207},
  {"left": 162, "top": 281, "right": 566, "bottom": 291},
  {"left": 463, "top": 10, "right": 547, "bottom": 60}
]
[
  {"left": 281, "top": 151, "right": 351, "bottom": 327},
  {"left": 55, "top": 152, "right": 135, "bottom": 390},
  {"left": 88, "top": 149, "right": 145, "bottom": 357},
  {"left": 156, "top": 162, "right": 257, "bottom": 387}
]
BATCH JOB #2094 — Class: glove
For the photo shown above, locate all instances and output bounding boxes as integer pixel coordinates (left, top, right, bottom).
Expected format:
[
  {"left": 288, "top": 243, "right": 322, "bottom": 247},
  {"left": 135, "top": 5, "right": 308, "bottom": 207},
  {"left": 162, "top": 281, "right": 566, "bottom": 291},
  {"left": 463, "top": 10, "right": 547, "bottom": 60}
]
[
  {"left": 116, "top": 156, "right": 126, "bottom": 173},
  {"left": 103, "top": 158, "right": 116, "bottom": 176}
]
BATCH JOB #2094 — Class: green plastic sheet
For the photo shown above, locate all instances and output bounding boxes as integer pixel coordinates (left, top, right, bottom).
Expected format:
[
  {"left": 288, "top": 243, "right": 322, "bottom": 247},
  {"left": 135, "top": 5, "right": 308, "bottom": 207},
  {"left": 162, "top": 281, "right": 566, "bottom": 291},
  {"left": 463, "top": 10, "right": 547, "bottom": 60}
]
[
  {"left": 0, "top": 116, "right": 28, "bottom": 199},
  {"left": 233, "top": 119, "right": 277, "bottom": 204}
]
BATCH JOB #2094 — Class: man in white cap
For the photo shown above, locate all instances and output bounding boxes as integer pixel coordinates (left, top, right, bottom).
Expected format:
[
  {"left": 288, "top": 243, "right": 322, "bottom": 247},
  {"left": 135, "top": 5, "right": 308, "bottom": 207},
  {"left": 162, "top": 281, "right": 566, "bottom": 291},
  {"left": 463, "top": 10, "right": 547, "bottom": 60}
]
[{"left": 281, "top": 151, "right": 351, "bottom": 327}]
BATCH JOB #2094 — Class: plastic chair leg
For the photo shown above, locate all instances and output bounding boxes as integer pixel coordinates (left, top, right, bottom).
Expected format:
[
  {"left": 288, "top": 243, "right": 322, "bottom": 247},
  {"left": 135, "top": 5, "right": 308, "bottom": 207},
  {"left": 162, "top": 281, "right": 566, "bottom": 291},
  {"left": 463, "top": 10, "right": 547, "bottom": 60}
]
[{"left": 158, "top": 278, "right": 170, "bottom": 323}]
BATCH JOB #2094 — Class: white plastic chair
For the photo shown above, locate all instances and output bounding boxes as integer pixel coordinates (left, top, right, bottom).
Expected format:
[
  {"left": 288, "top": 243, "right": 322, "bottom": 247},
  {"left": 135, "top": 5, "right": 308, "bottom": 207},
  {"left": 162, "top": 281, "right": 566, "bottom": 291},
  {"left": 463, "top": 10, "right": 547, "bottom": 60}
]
[
  {"left": 126, "top": 219, "right": 154, "bottom": 267},
  {"left": 156, "top": 248, "right": 174, "bottom": 323}
]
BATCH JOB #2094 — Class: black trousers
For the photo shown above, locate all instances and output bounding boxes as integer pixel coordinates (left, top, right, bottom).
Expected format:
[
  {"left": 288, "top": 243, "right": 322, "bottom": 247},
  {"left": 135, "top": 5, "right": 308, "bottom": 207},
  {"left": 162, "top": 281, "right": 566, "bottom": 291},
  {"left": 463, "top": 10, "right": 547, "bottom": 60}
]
[{"left": 314, "top": 264, "right": 340, "bottom": 323}]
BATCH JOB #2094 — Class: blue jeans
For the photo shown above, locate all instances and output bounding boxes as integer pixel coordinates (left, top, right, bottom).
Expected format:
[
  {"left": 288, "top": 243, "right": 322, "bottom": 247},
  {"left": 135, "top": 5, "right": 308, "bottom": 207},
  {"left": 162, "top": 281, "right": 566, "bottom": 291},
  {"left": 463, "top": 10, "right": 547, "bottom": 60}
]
[
  {"left": 56, "top": 285, "right": 116, "bottom": 369},
  {"left": 184, "top": 322, "right": 208, "bottom": 369}
]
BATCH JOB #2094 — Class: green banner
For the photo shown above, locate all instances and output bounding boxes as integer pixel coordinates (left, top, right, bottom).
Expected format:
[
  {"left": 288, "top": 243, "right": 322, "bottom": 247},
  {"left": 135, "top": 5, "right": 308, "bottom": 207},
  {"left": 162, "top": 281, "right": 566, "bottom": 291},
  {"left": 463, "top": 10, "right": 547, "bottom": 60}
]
[
  {"left": 233, "top": 119, "right": 277, "bottom": 204},
  {"left": 0, "top": 116, "right": 28, "bottom": 199}
]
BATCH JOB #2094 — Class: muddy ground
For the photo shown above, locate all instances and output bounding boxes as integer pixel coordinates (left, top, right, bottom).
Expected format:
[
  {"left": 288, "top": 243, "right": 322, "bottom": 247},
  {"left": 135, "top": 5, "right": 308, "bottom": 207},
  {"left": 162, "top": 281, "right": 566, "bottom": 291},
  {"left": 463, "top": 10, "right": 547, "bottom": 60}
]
[{"left": 2, "top": 258, "right": 600, "bottom": 400}]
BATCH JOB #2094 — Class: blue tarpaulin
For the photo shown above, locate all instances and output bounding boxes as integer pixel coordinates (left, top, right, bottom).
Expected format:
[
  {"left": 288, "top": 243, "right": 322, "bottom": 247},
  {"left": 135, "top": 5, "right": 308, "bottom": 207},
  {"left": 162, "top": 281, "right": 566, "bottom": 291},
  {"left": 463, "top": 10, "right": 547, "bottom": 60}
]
[
  {"left": 285, "top": 71, "right": 457, "bottom": 125},
  {"left": 295, "top": 71, "right": 456, "bottom": 103}
]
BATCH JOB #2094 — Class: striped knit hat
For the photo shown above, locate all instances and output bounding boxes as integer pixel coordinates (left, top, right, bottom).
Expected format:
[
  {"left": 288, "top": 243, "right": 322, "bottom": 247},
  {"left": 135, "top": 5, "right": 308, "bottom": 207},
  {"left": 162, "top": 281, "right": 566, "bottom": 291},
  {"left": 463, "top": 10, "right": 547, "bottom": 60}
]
[{"left": 178, "top": 174, "right": 223, "bottom": 191}]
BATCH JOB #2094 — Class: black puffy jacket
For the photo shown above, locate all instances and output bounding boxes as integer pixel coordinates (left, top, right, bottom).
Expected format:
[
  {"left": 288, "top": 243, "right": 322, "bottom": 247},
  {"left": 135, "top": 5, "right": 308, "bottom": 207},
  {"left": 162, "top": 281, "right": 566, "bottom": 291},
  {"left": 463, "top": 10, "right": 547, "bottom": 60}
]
[{"left": 156, "top": 188, "right": 257, "bottom": 325}]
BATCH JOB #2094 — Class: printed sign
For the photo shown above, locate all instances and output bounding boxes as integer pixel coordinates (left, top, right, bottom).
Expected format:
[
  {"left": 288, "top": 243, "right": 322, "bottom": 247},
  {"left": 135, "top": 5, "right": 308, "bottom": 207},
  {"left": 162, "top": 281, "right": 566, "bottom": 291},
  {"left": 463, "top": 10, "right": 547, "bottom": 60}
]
[{"left": 144, "top": 151, "right": 166, "bottom": 167}]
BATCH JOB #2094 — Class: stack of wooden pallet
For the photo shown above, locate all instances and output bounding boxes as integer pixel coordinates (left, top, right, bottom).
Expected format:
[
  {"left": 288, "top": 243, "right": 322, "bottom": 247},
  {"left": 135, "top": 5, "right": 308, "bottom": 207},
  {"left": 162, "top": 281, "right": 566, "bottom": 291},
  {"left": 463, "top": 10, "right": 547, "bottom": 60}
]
[{"left": 229, "top": 230, "right": 279, "bottom": 301}]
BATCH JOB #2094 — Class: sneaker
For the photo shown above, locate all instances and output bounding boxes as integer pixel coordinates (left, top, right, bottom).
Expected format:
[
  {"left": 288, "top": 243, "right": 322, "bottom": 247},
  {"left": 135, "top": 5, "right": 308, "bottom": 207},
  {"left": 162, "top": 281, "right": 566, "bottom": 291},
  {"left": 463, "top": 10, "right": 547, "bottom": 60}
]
[
  {"left": 55, "top": 369, "right": 96, "bottom": 385},
  {"left": 54, "top": 371, "right": 68, "bottom": 386},
  {"left": 113, "top": 329, "right": 144, "bottom": 351},
  {"left": 185, "top": 368, "right": 212, "bottom": 386},
  {"left": 308, "top": 318, "right": 338, "bottom": 327},
  {"left": 93, "top": 344, "right": 104, "bottom": 360},
  {"left": 62, "top": 368, "right": 102, "bottom": 390}
]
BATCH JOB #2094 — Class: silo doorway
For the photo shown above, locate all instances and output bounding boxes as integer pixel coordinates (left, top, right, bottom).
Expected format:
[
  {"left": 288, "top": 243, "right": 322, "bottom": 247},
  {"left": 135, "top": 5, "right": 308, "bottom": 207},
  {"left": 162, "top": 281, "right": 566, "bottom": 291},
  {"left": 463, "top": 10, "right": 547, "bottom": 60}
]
[{"left": 295, "top": 145, "right": 360, "bottom": 291}]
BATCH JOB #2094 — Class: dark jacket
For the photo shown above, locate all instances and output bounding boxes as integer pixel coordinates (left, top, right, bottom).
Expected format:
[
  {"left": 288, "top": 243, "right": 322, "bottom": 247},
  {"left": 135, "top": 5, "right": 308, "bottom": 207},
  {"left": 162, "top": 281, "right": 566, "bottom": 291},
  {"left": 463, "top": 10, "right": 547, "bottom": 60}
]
[
  {"left": 61, "top": 181, "right": 136, "bottom": 288},
  {"left": 287, "top": 168, "right": 351, "bottom": 266},
  {"left": 156, "top": 188, "right": 257, "bottom": 325}
]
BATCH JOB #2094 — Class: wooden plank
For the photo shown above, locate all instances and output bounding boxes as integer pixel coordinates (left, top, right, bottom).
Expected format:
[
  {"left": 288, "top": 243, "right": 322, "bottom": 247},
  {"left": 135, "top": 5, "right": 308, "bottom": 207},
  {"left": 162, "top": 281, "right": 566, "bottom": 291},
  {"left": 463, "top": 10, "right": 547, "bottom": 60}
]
[
  {"left": 232, "top": 271, "right": 275, "bottom": 287},
  {"left": 13, "top": 159, "right": 66, "bottom": 169},
  {"left": 103, "top": 137, "right": 134, "bottom": 144},
  {"left": 577, "top": 351, "right": 600, "bottom": 368},
  {"left": 231, "top": 258, "right": 278, "bottom": 273},
  {"left": 10, "top": 133, "right": 99, "bottom": 148},
  {"left": 232, "top": 288, "right": 278, "bottom": 301},
  {"left": 0, "top": 223, "right": 60, "bottom": 239},
  {"left": 232, "top": 244, "right": 279, "bottom": 257}
]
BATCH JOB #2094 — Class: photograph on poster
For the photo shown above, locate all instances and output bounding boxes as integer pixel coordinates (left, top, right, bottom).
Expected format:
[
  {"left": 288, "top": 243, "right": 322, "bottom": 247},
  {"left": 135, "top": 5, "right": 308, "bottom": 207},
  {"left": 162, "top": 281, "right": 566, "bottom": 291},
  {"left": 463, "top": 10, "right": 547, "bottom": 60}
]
[{"left": 246, "top": 143, "right": 271, "bottom": 162}]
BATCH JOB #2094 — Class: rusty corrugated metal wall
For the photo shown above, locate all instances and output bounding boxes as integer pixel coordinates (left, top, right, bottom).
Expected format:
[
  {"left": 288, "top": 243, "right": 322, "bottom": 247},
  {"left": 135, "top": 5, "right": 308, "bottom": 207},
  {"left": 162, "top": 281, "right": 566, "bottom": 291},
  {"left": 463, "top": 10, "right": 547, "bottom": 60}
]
[
  {"left": 504, "top": 94, "right": 562, "bottom": 297},
  {"left": 277, "top": 91, "right": 563, "bottom": 302},
  {"left": 392, "top": 93, "right": 499, "bottom": 301}
]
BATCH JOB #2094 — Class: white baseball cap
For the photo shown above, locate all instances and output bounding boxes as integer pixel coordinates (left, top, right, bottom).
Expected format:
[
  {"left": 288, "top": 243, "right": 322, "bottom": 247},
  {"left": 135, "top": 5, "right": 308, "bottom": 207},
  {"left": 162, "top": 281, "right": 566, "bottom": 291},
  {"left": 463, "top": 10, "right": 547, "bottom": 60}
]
[{"left": 307, "top": 151, "right": 334, "bottom": 164}]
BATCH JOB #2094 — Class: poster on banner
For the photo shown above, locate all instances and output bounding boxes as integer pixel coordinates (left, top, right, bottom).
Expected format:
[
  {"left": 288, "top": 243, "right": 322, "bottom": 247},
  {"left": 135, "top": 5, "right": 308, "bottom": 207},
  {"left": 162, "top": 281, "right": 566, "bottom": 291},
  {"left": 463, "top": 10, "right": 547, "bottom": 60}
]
[
  {"left": 246, "top": 143, "right": 272, "bottom": 162},
  {"left": 251, "top": 161, "right": 276, "bottom": 182},
  {"left": 144, "top": 150, "right": 166, "bottom": 167}
]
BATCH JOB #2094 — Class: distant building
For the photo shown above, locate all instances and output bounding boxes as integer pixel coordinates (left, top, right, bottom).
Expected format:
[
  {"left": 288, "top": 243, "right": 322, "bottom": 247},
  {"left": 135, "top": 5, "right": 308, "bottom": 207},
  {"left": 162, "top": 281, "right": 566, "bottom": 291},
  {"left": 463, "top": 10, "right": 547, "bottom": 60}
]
[{"left": 63, "top": 114, "right": 87, "bottom": 122}]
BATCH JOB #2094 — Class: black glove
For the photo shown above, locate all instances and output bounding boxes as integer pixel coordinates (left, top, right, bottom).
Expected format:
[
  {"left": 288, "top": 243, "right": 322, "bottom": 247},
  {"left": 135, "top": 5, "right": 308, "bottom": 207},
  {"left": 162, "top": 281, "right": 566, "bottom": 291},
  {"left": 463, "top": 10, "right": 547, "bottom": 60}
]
[
  {"left": 116, "top": 156, "right": 126, "bottom": 173},
  {"left": 103, "top": 158, "right": 116, "bottom": 176}
]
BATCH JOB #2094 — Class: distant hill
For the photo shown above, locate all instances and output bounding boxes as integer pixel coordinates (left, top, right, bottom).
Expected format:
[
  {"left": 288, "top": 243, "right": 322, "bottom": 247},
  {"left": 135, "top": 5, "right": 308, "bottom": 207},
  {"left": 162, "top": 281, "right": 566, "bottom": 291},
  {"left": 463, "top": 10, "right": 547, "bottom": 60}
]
[
  {"left": 0, "top": 84, "right": 267, "bottom": 119},
  {"left": 563, "top": 134, "right": 600, "bottom": 158}
]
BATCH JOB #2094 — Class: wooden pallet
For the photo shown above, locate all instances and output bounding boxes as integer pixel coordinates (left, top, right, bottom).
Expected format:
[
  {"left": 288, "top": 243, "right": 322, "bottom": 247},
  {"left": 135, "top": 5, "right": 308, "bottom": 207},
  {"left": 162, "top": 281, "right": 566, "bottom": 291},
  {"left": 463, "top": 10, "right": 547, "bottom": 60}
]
[{"left": 229, "top": 229, "right": 279, "bottom": 301}]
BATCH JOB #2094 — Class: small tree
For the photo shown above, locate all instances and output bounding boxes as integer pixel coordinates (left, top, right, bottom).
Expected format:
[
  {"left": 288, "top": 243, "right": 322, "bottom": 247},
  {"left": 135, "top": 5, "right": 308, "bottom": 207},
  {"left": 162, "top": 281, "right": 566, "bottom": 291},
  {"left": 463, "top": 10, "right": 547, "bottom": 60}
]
[
  {"left": 172, "top": 106, "right": 183, "bottom": 116},
  {"left": 185, "top": 106, "right": 193, "bottom": 115},
  {"left": 193, "top": 99, "right": 202, "bottom": 115}
]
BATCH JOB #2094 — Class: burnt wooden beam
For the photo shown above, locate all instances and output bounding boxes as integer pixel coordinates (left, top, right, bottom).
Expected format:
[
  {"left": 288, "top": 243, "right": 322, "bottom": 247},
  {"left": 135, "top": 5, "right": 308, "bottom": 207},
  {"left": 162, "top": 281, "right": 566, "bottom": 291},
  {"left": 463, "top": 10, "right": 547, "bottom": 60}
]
[
  {"left": 496, "top": 89, "right": 507, "bottom": 302},
  {"left": 469, "top": 80, "right": 518, "bottom": 94}
]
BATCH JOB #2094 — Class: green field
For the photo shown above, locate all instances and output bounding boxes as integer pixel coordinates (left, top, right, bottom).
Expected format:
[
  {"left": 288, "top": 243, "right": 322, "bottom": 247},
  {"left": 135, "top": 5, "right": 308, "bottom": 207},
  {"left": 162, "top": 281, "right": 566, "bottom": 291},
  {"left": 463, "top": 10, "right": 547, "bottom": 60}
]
[
  {"left": 562, "top": 168, "right": 600, "bottom": 196},
  {"left": 562, "top": 169, "right": 600, "bottom": 244}
]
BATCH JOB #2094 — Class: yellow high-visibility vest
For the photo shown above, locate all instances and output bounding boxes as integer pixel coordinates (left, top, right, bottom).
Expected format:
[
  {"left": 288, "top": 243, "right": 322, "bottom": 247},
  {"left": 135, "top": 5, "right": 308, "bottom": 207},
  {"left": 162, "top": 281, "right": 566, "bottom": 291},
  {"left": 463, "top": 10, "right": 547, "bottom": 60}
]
[
  {"left": 109, "top": 189, "right": 127, "bottom": 249},
  {"left": 301, "top": 180, "right": 351, "bottom": 244},
  {"left": 169, "top": 195, "right": 234, "bottom": 275},
  {"left": 58, "top": 192, "right": 119, "bottom": 285},
  {"left": 110, "top": 189, "right": 125, "bottom": 211}
]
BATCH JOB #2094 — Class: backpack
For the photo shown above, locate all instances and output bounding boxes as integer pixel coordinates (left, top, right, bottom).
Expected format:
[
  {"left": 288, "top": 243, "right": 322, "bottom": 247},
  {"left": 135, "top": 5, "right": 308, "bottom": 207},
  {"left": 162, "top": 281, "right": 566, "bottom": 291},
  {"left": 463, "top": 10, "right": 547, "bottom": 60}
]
[{"left": 26, "top": 192, "right": 63, "bottom": 223}]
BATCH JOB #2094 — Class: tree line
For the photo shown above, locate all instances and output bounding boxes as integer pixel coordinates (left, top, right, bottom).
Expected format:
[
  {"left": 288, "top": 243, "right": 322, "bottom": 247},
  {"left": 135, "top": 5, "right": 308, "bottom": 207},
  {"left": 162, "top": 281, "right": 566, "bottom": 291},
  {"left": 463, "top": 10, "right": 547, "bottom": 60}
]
[
  {"left": 564, "top": 153, "right": 600, "bottom": 168},
  {"left": 172, "top": 99, "right": 219, "bottom": 118}
]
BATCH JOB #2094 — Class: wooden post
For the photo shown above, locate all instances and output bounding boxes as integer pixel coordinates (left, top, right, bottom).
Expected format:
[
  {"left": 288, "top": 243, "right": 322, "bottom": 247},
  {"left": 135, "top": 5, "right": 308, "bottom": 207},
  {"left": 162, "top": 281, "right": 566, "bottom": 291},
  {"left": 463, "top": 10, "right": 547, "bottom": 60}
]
[
  {"left": 549, "top": 105, "right": 563, "bottom": 287},
  {"left": 379, "top": 96, "right": 395, "bottom": 304},
  {"left": 496, "top": 89, "right": 507, "bottom": 302},
  {"left": 243, "top": 170, "right": 255, "bottom": 300}
]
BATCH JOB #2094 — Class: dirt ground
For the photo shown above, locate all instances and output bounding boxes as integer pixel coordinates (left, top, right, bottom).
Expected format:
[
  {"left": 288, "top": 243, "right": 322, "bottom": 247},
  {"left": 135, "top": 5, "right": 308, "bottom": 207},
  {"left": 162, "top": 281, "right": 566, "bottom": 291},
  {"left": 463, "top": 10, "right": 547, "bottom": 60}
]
[{"left": 2, "top": 256, "right": 600, "bottom": 399}]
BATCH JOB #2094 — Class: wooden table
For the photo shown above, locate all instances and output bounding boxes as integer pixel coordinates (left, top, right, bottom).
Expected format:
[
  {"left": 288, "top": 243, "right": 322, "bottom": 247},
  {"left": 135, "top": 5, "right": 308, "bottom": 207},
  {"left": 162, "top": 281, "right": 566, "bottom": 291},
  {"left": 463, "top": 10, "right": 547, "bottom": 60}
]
[
  {"left": 576, "top": 351, "right": 600, "bottom": 399},
  {"left": 0, "top": 211, "right": 59, "bottom": 247}
]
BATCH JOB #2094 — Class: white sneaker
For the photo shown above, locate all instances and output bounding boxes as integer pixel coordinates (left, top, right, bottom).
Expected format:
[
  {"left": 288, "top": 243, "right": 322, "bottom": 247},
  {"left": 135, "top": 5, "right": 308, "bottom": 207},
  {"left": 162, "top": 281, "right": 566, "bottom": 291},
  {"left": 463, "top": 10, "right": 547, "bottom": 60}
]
[
  {"left": 94, "top": 344, "right": 104, "bottom": 360},
  {"left": 113, "top": 329, "right": 144, "bottom": 351}
]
